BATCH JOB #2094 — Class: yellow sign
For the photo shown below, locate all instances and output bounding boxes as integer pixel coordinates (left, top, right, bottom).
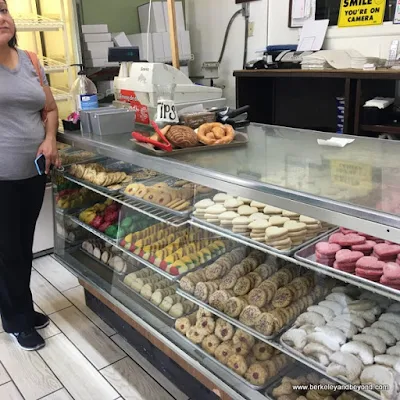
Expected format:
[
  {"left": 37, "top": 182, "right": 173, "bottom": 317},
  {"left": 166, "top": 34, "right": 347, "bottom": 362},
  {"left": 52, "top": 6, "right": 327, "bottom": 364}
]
[
  {"left": 331, "top": 160, "right": 373, "bottom": 191},
  {"left": 338, "top": 0, "right": 386, "bottom": 27}
]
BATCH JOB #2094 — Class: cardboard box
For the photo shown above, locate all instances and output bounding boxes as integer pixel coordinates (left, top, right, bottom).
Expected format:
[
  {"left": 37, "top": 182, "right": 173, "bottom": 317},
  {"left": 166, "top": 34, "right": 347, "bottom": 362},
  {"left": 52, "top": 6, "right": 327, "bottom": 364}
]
[
  {"left": 82, "top": 24, "right": 109, "bottom": 34},
  {"left": 112, "top": 32, "right": 131, "bottom": 47},
  {"left": 127, "top": 33, "right": 154, "bottom": 62},
  {"left": 83, "top": 41, "right": 114, "bottom": 52},
  {"left": 138, "top": 2, "right": 166, "bottom": 33},
  {"left": 163, "top": 1, "right": 185, "bottom": 31},
  {"left": 84, "top": 33, "right": 112, "bottom": 43},
  {"left": 84, "top": 49, "right": 109, "bottom": 60}
]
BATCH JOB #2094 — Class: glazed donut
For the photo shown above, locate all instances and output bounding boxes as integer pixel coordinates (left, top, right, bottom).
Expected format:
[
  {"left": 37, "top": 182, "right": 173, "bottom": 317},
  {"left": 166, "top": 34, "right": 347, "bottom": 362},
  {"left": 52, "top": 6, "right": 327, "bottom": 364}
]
[{"left": 197, "top": 123, "right": 235, "bottom": 145}]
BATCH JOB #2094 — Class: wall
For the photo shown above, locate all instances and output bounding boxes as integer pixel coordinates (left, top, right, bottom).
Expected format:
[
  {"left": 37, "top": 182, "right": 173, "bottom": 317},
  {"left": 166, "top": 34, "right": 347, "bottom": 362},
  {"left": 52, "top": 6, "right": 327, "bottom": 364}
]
[{"left": 186, "top": 0, "right": 268, "bottom": 107}]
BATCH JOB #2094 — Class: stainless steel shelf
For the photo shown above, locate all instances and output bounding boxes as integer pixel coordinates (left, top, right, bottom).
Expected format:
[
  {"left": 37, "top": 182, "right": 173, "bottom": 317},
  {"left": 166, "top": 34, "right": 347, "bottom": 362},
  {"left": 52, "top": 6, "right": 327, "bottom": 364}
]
[
  {"left": 57, "top": 125, "right": 400, "bottom": 242},
  {"left": 64, "top": 175, "right": 188, "bottom": 228},
  {"left": 177, "top": 290, "right": 377, "bottom": 400},
  {"left": 42, "top": 57, "right": 68, "bottom": 73},
  {"left": 14, "top": 14, "right": 64, "bottom": 31}
]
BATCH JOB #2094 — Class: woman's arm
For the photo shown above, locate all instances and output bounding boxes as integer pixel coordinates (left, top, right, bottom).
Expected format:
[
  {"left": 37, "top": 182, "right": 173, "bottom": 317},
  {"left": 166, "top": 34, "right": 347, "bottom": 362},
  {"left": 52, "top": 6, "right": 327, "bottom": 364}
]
[{"left": 36, "top": 87, "right": 61, "bottom": 174}]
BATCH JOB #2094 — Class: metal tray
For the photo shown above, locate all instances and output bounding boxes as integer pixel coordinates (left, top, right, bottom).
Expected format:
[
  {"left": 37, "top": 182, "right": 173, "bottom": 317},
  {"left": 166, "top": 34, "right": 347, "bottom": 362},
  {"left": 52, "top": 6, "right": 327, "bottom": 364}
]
[
  {"left": 176, "top": 289, "right": 289, "bottom": 341},
  {"left": 279, "top": 331, "right": 380, "bottom": 400},
  {"left": 69, "top": 215, "right": 121, "bottom": 243},
  {"left": 191, "top": 218, "right": 338, "bottom": 257},
  {"left": 176, "top": 330, "right": 289, "bottom": 391},
  {"left": 132, "top": 132, "right": 249, "bottom": 157},
  {"left": 80, "top": 247, "right": 135, "bottom": 277},
  {"left": 118, "top": 280, "right": 197, "bottom": 323},
  {"left": 294, "top": 232, "right": 400, "bottom": 299}
]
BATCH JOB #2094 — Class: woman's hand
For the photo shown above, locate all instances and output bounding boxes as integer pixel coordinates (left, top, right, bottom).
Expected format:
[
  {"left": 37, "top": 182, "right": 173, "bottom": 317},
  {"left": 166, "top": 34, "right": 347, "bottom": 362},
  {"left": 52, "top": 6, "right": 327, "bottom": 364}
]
[{"left": 37, "top": 137, "right": 61, "bottom": 174}]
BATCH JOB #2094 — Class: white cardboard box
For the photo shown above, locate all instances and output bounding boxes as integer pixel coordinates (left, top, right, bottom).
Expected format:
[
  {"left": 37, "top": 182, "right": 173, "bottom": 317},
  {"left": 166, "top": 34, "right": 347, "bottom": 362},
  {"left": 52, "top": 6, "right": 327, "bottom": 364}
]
[
  {"left": 112, "top": 32, "right": 132, "bottom": 47},
  {"left": 178, "top": 30, "right": 191, "bottom": 61},
  {"left": 84, "top": 58, "right": 119, "bottom": 68},
  {"left": 138, "top": 2, "right": 166, "bottom": 33},
  {"left": 84, "top": 33, "right": 112, "bottom": 43},
  {"left": 84, "top": 49, "right": 109, "bottom": 60},
  {"left": 127, "top": 33, "right": 154, "bottom": 62},
  {"left": 163, "top": 2, "right": 185, "bottom": 31},
  {"left": 83, "top": 41, "right": 114, "bottom": 52},
  {"left": 153, "top": 33, "right": 166, "bottom": 62},
  {"left": 82, "top": 24, "right": 109, "bottom": 34}
]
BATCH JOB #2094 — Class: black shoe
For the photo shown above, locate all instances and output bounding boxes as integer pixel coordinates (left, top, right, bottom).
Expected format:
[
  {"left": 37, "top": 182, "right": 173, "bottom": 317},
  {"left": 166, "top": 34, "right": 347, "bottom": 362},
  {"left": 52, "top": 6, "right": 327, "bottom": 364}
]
[
  {"left": 34, "top": 312, "right": 50, "bottom": 330},
  {"left": 11, "top": 329, "right": 45, "bottom": 351}
]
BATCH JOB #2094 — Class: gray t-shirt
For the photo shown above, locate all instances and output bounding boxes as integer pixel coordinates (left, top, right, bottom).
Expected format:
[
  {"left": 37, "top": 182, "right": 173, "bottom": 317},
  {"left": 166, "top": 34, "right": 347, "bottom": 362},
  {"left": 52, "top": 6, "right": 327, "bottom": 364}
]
[{"left": 0, "top": 49, "right": 49, "bottom": 180}]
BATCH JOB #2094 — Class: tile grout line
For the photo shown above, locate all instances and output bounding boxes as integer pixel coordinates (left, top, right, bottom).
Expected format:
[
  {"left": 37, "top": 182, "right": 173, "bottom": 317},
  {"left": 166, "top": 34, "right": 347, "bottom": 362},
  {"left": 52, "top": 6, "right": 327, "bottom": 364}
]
[
  {"left": 47, "top": 304, "right": 75, "bottom": 317},
  {"left": 0, "top": 379, "right": 26, "bottom": 399},
  {"left": 60, "top": 284, "right": 81, "bottom": 294}
]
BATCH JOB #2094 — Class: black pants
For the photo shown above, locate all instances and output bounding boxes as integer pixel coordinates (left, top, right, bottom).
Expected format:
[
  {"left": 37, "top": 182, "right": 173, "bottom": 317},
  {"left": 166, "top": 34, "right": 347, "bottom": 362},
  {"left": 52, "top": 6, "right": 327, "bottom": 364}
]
[{"left": 0, "top": 175, "right": 46, "bottom": 333}]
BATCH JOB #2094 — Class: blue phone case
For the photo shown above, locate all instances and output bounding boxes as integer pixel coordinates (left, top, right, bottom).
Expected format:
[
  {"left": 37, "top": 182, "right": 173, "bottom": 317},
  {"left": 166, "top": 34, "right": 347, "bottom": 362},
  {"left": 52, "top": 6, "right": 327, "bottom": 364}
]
[{"left": 35, "top": 155, "right": 46, "bottom": 175}]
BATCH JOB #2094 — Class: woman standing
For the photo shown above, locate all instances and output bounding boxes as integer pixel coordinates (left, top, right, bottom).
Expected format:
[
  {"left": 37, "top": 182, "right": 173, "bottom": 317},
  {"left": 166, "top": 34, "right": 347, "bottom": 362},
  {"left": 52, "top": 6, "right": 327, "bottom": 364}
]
[{"left": 0, "top": 0, "right": 60, "bottom": 350}]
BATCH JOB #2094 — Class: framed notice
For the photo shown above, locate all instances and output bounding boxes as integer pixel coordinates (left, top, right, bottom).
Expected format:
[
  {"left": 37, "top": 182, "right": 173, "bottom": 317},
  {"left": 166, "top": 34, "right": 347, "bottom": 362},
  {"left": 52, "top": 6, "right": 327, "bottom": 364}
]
[
  {"left": 289, "top": 0, "right": 317, "bottom": 27},
  {"left": 338, "top": 0, "right": 386, "bottom": 27}
]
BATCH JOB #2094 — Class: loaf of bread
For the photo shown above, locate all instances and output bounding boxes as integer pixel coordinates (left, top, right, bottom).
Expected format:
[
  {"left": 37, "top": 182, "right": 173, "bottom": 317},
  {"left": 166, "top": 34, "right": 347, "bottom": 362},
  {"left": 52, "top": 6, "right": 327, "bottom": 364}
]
[{"left": 166, "top": 126, "right": 199, "bottom": 148}]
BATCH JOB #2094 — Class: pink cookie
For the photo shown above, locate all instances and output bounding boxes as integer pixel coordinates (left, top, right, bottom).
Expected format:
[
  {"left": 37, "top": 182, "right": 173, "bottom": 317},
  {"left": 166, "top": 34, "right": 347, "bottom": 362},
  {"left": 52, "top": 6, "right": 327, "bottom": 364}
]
[
  {"left": 329, "top": 233, "right": 346, "bottom": 244},
  {"left": 356, "top": 256, "right": 385, "bottom": 271},
  {"left": 340, "top": 227, "right": 358, "bottom": 235},
  {"left": 333, "top": 262, "right": 356, "bottom": 273},
  {"left": 381, "top": 275, "right": 400, "bottom": 286},
  {"left": 380, "top": 277, "right": 400, "bottom": 290},
  {"left": 356, "top": 268, "right": 383, "bottom": 282},
  {"left": 374, "top": 243, "right": 400, "bottom": 259},
  {"left": 316, "top": 250, "right": 336, "bottom": 260},
  {"left": 336, "top": 249, "right": 364, "bottom": 264},
  {"left": 316, "top": 242, "right": 342, "bottom": 256},
  {"left": 383, "top": 262, "right": 400, "bottom": 280},
  {"left": 330, "top": 233, "right": 366, "bottom": 247},
  {"left": 316, "top": 257, "right": 335, "bottom": 267},
  {"left": 352, "top": 240, "right": 376, "bottom": 255}
]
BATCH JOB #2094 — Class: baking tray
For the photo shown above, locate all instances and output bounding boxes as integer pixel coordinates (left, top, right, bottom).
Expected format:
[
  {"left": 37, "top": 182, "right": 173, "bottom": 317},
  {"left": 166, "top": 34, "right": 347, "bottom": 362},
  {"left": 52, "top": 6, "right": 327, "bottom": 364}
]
[
  {"left": 294, "top": 232, "right": 400, "bottom": 299},
  {"left": 69, "top": 215, "right": 121, "bottom": 243},
  {"left": 118, "top": 280, "right": 197, "bottom": 323},
  {"left": 177, "top": 289, "right": 290, "bottom": 341},
  {"left": 80, "top": 247, "right": 138, "bottom": 277},
  {"left": 279, "top": 331, "right": 381, "bottom": 400},
  {"left": 132, "top": 131, "right": 249, "bottom": 157},
  {"left": 191, "top": 218, "right": 338, "bottom": 257},
  {"left": 176, "top": 331, "right": 291, "bottom": 391}
]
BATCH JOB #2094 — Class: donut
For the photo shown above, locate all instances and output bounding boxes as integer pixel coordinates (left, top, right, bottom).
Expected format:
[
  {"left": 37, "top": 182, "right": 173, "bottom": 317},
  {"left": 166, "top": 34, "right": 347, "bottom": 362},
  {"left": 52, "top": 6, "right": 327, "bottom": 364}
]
[{"left": 197, "top": 123, "right": 235, "bottom": 146}]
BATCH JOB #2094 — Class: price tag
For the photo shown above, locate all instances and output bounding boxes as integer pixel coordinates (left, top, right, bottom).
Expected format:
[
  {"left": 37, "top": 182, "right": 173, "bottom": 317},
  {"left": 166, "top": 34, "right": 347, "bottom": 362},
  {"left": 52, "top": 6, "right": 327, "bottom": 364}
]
[
  {"left": 157, "top": 100, "right": 179, "bottom": 124},
  {"left": 331, "top": 160, "right": 373, "bottom": 190}
]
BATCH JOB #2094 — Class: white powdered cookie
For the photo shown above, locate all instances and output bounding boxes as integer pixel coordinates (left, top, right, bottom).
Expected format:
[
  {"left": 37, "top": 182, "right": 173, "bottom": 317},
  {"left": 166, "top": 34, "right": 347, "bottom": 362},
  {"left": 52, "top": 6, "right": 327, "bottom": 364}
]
[
  {"left": 300, "top": 215, "right": 319, "bottom": 224},
  {"left": 238, "top": 205, "right": 258, "bottom": 216},
  {"left": 282, "top": 210, "right": 300, "bottom": 218},
  {"left": 250, "top": 201, "right": 266, "bottom": 209},
  {"left": 237, "top": 197, "right": 252, "bottom": 204},
  {"left": 249, "top": 213, "right": 270, "bottom": 221},
  {"left": 306, "top": 223, "right": 322, "bottom": 230},
  {"left": 249, "top": 220, "right": 270, "bottom": 230},
  {"left": 288, "top": 230, "right": 307, "bottom": 238},
  {"left": 195, "top": 199, "right": 214, "bottom": 209},
  {"left": 232, "top": 216, "right": 251, "bottom": 226},
  {"left": 250, "top": 233, "right": 266, "bottom": 239},
  {"left": 193, "top": 211, "right": 206, "bottom": 219},
  {"left": 218, "top": 211, "right": 239, "bottom": 221},
  {"left": 265, "top": 226, "right": 289, "bottom": 240},
  {"left": 284, "top": 221, "right": 307, "bottom": 232},
  {"left": 205, "top": 204, "right": 227, "bottom": 215},
  {"left": 213, "top": 193, "right": 233, "bottom": 203},
  {"left": 263, "top": 205, "right": 282, "bottom": 215},
  {"left": 206, "top": 218, "right": 220, "bottom": 223},
  {"left": 269, "top": 216, "right": 290, "bottom": 227},
  {"left": 224, "top": 198, "right": 244, "bottom": 209}
]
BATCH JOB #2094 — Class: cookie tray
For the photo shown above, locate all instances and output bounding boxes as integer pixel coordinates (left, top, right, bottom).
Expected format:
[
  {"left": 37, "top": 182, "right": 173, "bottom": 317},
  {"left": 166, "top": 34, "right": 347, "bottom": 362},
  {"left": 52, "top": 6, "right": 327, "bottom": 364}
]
[
  {"left": 279, "top": 329, "right": 380, "bottom": 400},
  {"left": 176, "top": 289, "right": 288, "bottom": 341},
  {"left": 191, "top": 218, "right": 338, "bottom": 257},
  {"left": 80, "top": 247, "right": 135, "bottom": 277},
  {"left": 294, "top": 233, "right": 400, "bottom": 302},
  {"left": 118, "top": 280, "right": 197, "bottom": 324},
  {"left": 132, "top": 131, "right": 249, "bottom": 157},
  {"left": 175, "top": 330, "right": 290, "bottom": 391}
]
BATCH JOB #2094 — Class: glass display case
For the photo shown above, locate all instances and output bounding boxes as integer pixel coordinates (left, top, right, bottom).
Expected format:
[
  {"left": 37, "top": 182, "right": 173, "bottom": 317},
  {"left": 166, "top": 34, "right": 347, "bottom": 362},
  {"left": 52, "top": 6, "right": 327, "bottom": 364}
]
[{"left": 54, "top": 123, "right": 400, "bottom": 400}]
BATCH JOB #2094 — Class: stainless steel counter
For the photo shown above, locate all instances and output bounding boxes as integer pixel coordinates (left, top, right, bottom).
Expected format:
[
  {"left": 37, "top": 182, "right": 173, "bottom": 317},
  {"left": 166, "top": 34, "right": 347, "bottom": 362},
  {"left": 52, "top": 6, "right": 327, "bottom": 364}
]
[{"left": 58, "top": 124, "right": 400, "bottom": 242}]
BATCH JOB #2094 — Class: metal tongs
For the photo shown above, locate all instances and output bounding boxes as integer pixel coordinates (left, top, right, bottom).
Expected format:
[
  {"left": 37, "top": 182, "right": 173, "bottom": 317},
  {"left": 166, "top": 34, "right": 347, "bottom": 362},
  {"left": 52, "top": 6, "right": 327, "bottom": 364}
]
[{"left": 132, "top": 121, "right": 173, "bottom": 152}]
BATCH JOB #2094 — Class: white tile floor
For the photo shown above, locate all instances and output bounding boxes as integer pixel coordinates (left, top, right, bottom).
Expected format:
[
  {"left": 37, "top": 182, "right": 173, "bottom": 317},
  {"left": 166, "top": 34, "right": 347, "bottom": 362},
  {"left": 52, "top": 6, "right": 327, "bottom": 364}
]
[{"left": 0, "top": 256, "right": 188, "bottom": 400}]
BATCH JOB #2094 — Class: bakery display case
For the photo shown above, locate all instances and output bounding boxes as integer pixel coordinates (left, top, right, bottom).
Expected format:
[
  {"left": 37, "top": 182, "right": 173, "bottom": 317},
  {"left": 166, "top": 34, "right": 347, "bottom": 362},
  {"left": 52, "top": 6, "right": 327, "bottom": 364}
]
[{"left": 54, "top": 123, "right": 400, "bottom": 400}]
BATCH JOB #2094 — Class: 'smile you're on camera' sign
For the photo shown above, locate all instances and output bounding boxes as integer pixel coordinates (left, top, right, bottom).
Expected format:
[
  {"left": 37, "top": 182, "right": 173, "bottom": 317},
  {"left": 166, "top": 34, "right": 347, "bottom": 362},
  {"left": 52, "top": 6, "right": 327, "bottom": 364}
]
[{"left": 338, "top": 0, "right": 386, "bottom": 27}]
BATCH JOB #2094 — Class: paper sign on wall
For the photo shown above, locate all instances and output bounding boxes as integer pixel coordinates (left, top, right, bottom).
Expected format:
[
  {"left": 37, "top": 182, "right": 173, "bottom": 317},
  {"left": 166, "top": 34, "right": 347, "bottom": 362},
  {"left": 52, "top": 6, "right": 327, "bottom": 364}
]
[{"left": 338, "top": 0, "right": 386, "bottom": 27}]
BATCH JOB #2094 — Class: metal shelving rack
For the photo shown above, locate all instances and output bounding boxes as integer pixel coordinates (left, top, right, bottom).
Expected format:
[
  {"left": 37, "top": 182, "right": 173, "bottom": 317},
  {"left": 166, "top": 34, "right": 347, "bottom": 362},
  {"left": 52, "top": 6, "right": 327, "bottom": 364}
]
[{"left": 56, "top": 124, "right": 400, "bottom": 400}]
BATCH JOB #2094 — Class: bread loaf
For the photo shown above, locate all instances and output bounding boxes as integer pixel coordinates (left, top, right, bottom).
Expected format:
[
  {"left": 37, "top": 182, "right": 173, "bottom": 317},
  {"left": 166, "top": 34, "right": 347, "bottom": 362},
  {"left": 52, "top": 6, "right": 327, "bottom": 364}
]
[{"left": 166, "top": 126, "right": 199, "bottom": 148}]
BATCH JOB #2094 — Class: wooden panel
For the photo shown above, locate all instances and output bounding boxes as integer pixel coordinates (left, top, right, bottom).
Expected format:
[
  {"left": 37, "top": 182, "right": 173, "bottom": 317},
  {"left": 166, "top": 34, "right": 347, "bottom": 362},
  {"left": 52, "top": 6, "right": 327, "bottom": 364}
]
[
  {"left": 80, "top": 280, "right": 233, "bottom": 400},
  {"left": 111, "top": 334, "right": 188, "bottom": 400},
  {"left": 33, "top": 256, "right": 79, "bottom": 293},
  {"left": 39, "top": 334, "right": 119, "bottom": 400},
  {"left": 0, "top": 333, "right": 62, "bottom": 400},
  {"left": 0, "top": 382, "right": 24, "bottom": 400},
  {"left": 63, "top": 286, "right": 115, "bottom": 336},
  {"left": 50, "top": 306, "right": 125, "bottom": 370},
  {"left": 101, "top": 357, "right": 175, "bottom": 400},
  {"left": 167, "top": 0, "right": 180, "bottom": 69},
  {"left": 30, "top": 271, "right": 71, "bottom": 315},
  {"left": 41, "top": 389, "right": 74, "bottom": 400},
  {"left": 0, "top": 361, "right": 11, "bottom": 385}
]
